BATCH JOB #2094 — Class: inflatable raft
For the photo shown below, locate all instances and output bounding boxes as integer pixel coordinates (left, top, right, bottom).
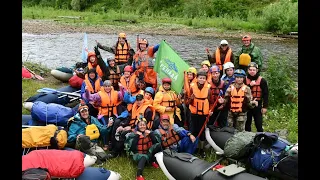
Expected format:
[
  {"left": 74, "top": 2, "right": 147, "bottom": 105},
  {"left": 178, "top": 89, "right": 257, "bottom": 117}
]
[
  {"left": 51, "top": 67, "right": 74, "bottom": 82},
  {"left": 155, "top": 150, "right": 265, "bottom": 180},
  {"left": 205, "top": 126, "right": 298, "bottom": 180},
  {"left": 24, "top": 85, "right": 80, "bottom": 108}
]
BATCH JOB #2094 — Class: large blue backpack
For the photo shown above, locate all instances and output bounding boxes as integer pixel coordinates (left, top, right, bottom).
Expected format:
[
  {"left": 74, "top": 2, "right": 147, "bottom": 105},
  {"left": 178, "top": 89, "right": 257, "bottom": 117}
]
[{"left": 250, "top": 132, "right": 290, "bottom": 172}]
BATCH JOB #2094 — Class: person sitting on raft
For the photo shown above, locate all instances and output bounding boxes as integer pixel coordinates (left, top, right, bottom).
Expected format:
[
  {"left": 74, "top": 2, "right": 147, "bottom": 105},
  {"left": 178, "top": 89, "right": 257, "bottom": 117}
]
[
  {"left": 124, "top": 118, "right": 161, "bottom": 180},
  {"left": 67, "top": 101, "right": 113, "bottom": 150},
  {"left": 154, "top": 114, "right": 196, "bottom": 153}
]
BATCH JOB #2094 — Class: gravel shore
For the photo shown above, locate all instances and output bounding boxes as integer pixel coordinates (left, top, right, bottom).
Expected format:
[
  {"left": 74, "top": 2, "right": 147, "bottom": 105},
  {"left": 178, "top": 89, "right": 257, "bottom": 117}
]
[{"left": 22, "top": 19, "right": 285, "bottom": 40}]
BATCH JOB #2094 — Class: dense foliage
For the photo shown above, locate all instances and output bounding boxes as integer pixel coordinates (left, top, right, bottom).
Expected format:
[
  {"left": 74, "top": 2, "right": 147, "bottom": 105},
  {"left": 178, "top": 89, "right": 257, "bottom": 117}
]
[{"left": 22, "top": 0, "right": 298, "bottom": 34}]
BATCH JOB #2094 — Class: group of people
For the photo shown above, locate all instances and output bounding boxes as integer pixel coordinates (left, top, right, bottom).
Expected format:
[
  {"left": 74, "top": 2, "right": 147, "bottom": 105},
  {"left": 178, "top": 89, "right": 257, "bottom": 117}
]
[{"left": 66, "top": 32, "right": 268, "bottom": 180}]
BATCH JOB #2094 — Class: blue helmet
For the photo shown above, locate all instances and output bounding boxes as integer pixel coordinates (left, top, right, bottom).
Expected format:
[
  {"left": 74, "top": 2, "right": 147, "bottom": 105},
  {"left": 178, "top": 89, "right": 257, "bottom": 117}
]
[
  {"left": 145, "top": 87, "right": 155, "bottom": 95},
  {"left": 234, "top": 69, "right": 246, "bottom": 77}
]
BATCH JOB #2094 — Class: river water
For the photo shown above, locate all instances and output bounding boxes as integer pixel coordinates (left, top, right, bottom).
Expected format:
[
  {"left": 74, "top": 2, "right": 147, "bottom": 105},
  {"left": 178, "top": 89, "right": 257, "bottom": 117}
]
[{"left": 22, "top": 32, "right": 298, "bottom": 80}]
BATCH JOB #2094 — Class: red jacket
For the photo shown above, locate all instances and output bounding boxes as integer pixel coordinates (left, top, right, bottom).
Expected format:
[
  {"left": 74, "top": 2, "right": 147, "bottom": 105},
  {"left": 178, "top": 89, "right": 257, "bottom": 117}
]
[{"left": 22, "top": 149, "right": 85, "bottom": 178}]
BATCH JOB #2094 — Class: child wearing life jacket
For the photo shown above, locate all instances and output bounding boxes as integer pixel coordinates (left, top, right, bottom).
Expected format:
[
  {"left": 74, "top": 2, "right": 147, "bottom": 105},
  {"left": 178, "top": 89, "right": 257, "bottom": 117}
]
[{"left": 124, "top": 118, "right": 161, "bottom": 180}]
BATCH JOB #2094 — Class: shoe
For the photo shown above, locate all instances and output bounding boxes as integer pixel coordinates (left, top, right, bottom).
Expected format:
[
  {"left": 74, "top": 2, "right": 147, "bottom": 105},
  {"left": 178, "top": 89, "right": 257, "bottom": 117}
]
[
  {"left": 151, "top": 161, "right": 159, "bottom": 168},
  {"left": 136, "top": 175, "right": 145, "bottom": 180},
  {"left": 199, "top": 149, "right": 206, "bottom": 158}
]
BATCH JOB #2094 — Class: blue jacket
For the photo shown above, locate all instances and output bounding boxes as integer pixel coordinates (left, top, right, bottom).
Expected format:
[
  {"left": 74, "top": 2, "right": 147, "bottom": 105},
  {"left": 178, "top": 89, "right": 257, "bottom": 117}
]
[
  {"left": 80, "top": 73, "right": 104, "bottom": 103},
  {"left": 67, "top": 113, "right": 110, "bottom": 143}
]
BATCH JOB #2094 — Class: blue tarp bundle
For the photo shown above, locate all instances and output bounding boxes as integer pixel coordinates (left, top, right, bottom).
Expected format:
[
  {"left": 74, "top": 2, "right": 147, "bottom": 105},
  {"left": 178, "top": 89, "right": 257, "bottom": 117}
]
[{"left": 31, "top": 101, "right": 77, "bottom": 127}]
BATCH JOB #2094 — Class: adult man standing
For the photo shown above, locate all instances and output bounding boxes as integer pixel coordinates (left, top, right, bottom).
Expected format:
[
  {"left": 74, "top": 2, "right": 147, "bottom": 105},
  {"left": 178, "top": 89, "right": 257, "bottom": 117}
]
[
  {"left": 96, "top": 32, "right": 135, "bottom": 73},
  {"left": 208, "top": 39, "right": 235, "bottom": 75},
  {"left": 234, "top": 35, "right": 263, "bottom": 72}
]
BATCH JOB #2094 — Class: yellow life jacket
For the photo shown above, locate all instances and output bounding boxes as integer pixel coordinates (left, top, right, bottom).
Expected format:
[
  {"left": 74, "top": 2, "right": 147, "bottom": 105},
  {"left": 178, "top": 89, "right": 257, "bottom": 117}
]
[{"left": 239, "top": 53, "right": 251, "bottom": 66}]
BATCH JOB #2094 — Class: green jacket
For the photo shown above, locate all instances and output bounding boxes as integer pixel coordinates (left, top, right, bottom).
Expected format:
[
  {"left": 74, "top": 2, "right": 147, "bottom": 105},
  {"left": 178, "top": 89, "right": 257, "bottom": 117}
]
[
  {"left": 234, "top": 43, "right": 263, "bottom": 70},
  {"left": 124, "top": 131, "right": 161, "bottom": 162}
]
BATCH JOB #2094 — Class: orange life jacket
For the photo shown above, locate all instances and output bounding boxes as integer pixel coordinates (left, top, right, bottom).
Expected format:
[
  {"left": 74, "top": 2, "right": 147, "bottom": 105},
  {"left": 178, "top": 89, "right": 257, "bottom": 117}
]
[
  {"left": 159, "top": 127, "right": 180, "bottom": 148},
  {"left": 109, "top": 66, "right": 121, "bottom": 87},
  {"left": 84, "top": 74, "right": 102, "bottom": 94},
  {"left": 230, "top": 84, "right": 247, "bottom": 113},
  {"left": 134, "top": 48, "right": 157, "bottom": 86},
  {"left": 127, "top": 90, "right": 145, "bottom": 112},
  {"left": 98, "top": 88, "right": 121, "bottom": 116},
  {"left": 115, "top": 42, "right": 130, "bottom": 64},
  {"left": 130, "top": 103, "right": 155, "bottom": 129},
  {"left": 246, "top": 76, "right": 262, "bottom": 100},
  {"left": 189, "top": 82, "right": 210, "bottom": 115},
  {"left": 88, "top": 63, "right": 104, "bottom": 78},
  {"left": 215, "top": 47, "right": 232, "bottom": 70},
  {"left": 136, "top": 133, "right": 153, "bottom": 154},
  {"left": 120, "top": 74, "right": 138, "bottom": 93},
  {"left": 209, "top": 80, "right": 224, "bottom": 108}
]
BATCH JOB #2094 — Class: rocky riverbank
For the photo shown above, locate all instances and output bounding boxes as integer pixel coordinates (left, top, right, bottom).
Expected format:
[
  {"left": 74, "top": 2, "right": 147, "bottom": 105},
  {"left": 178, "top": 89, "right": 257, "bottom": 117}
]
[{"left": 22, "top": 19, "right": 286, "bottom": 40}]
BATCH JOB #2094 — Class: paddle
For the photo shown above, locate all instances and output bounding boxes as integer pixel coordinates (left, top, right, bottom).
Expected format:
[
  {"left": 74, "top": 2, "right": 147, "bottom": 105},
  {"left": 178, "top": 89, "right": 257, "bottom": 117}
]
[
  {"left": 136, "top": 34, "right": 139, "bottom": 51},
  {"left": 182, "top": 90, "right": 223, "bottom": 154},
  {"left": 37, "top": 88, "right": 81, "bottom": 98},
  {"left": 197, "top": 90, "right": 223, "bottom": 138},
  {"left": 205, "top": 48, "right": 211, "bottom": 61},
  {"left": 23, "top": 65, "right": 44, "bottom": 80}
]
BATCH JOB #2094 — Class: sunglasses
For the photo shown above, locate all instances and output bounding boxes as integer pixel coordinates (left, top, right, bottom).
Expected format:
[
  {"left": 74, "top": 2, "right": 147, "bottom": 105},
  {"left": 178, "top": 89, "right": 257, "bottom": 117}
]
[{"left": 80, "top": 108, "right": 88, "bottom": 112}]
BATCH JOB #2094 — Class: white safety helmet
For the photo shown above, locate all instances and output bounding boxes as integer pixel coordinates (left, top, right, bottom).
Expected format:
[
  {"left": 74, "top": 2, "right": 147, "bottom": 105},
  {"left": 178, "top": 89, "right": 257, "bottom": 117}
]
[
  {"left": 223, "top": 62, "right": 235, "bottom": 70},
  {"left": 220, "top": 40, "right": 228, "bottom": 45}
]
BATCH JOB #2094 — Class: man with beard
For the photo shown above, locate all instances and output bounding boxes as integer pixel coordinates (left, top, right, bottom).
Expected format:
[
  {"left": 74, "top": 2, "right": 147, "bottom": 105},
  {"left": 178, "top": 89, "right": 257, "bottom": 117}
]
[
  {"left": 208, "top": 39, "right": 235, "bottom": 76},
  {"left": 154, "top": 114, "right": 196, "bottom": 153}
]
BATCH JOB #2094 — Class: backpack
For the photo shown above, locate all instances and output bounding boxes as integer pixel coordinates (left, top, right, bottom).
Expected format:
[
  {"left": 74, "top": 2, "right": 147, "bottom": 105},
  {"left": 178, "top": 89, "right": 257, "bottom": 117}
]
[
  {"left": 250, "top": 132, "right": 289, "bottom": 172},
  {"left": 223, "top": 131, "right": 256, "bottom": 159},
  {"left": 22, "top": 168, "right": 51, "bottom": 180},
  {"left": 86, "top": 124, "right": 100, "bottom": 140},
  {"left": 276, "top": 154, "right": 298, "bottom": 178}
]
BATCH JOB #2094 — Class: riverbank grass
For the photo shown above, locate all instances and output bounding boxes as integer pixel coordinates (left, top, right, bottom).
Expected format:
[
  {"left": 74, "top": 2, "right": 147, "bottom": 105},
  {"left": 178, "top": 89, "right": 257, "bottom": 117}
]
[{"left": 23, "top": 6, "right": 263, "bottom": 33}]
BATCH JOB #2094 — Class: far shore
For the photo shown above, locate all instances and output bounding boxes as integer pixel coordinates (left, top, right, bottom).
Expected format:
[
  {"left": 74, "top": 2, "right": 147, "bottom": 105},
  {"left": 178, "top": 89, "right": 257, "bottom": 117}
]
[{"left": 22, "top": 19, "right": 290, "bottom": 41}]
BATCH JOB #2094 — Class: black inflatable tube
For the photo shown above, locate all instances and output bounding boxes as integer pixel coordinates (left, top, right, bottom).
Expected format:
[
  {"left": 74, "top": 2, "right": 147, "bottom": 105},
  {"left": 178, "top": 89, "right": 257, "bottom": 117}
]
[
  {"left": 25, "top": 86, "right": 79, "bottom": 105},
  {"left": 162, "top": 152, "right": 265, "bottom": 180},
  {"left": 209, "top": 130, "right": 234, "bottom": 150}
]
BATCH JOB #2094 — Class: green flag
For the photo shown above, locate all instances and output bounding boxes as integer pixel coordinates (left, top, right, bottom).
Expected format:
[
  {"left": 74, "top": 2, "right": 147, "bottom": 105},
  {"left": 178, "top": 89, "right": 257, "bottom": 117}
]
[{"left": 154, "top": 40, "right": 190, "bottom": 93}]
